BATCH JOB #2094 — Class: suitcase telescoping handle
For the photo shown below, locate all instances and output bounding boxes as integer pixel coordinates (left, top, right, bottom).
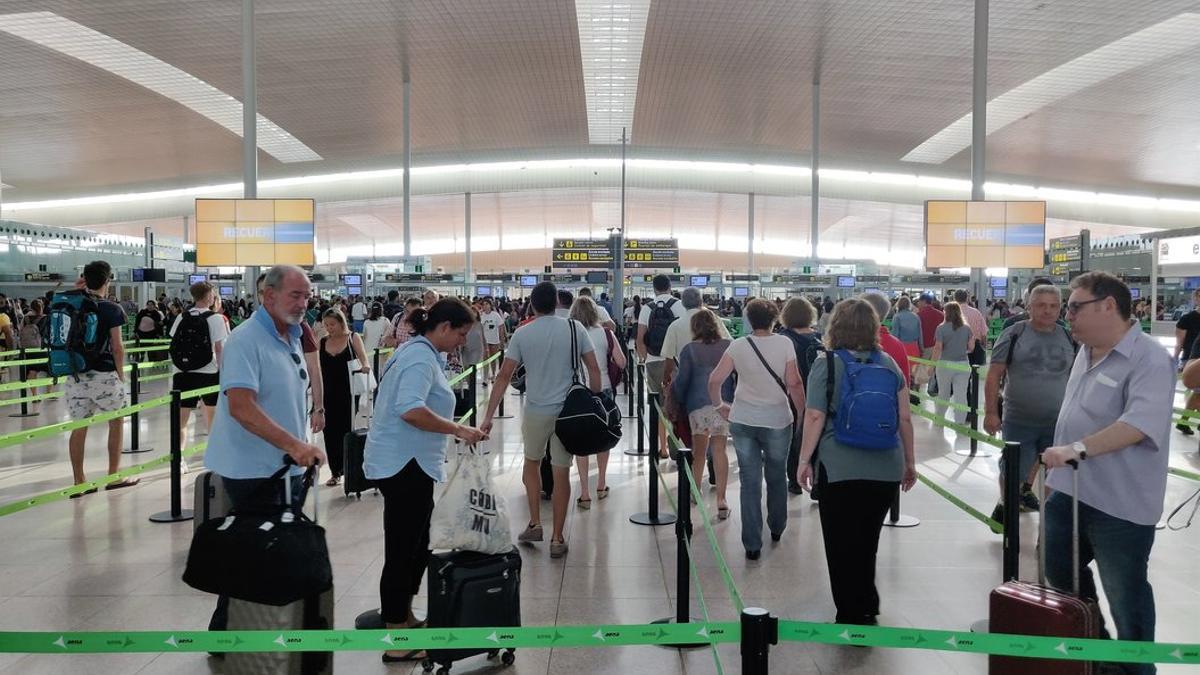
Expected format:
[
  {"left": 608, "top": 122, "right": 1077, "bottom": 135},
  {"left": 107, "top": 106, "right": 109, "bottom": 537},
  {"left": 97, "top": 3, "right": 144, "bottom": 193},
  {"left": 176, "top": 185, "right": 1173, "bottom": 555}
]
[
  {"left": 1037, "top": 457, "right": 1080, "bottom": 595},
  {"left": 282, "top": 456, "right": 320, "bottom": 525}
]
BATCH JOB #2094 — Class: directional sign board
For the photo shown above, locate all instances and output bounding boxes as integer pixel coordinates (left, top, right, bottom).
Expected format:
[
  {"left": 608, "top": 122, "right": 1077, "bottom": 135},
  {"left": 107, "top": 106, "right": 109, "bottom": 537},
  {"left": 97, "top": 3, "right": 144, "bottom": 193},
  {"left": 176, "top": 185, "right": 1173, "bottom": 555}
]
[
  {"left": 552, "top": 238, "right": 613, "bottom": 269},
  {"left": 623, "top": 239, "right": 679, "bottom": 269}
]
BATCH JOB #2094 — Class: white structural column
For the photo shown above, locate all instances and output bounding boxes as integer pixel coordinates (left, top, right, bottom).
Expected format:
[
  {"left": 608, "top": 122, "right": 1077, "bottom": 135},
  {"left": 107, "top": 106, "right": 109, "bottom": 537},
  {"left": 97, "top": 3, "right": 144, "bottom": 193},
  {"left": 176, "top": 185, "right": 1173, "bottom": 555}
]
[
  {"left": 970, "top": 0, "right": 989, "bottom": 299},
  {"left": 810, "top": 80, "right": 820, "bottom": 260},
  {"left": 402, "top": 80, "right": 412, "bottom": 258},
  {"left": 612, "top": 128, "right": 628, "bottom": 321},
  {"left": 242, "top": 0, "right": 257, "bottom": 199},
  {"left": 464, "top": 192, "right": 472, "bottom": 284}
]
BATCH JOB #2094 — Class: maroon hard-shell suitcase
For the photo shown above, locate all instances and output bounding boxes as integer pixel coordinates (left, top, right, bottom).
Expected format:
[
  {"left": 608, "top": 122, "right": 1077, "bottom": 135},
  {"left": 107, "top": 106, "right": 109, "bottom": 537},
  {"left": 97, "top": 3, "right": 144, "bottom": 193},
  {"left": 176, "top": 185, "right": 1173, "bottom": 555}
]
[{"left": 988, "top": 464, "right": 1101, "bottom": 674}]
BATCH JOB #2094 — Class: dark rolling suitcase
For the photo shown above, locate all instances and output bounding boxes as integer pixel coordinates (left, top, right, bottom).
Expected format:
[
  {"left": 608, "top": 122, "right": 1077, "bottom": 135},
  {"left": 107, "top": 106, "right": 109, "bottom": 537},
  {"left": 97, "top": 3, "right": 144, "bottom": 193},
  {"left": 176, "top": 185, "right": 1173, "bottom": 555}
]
[
  {"left": 226, "top": 469, "right": 334, "bottom": 675},
  {"left": 989, "top": 464, "right": 1100, "bottom": 674},
  {"left": 342, "top": 429, "right": 373, "bottom": 499},
  {"left": 192, "top": 470, "right": 232, "bottom": 532},
  {"left": 422, "top": 548, "right": 521, "bottom": 674}
]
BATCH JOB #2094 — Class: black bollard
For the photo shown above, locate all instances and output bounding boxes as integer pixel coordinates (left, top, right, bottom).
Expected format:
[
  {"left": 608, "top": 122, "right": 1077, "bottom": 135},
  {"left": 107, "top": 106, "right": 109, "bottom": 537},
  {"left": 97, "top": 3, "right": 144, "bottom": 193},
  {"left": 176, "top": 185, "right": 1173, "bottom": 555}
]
[
  {"left": 1001, "top": 440, "right": 1021, "bottom": 581},
  {"left": 740, "top": 608, "right": 778, "bottom": 675},
  {"left": 468, "top": 365, "right": 478, "bottom": 427},
  {"left": 123, "top": 362, "right": 153, "bottom": 454},
  {"left": 956, "top": 365, "right": 994, "bottom": 458},
  {"left": 149, "top": 390, "right": 194, "bottom": 523},
  {"left": 630, "top": 381, "right": 674, "bottom": 527},
  {"left": 882, "top": 484, "right": 921, "bottom": 528},
  {"left": 625, "top": 363, "right": 648, "bottom": 455},
  {"left": 372, "top": 348, "right": 381, "bottom": 405},
  {"left": 495, "top": 349, "right": 512, "bottom": 419}
]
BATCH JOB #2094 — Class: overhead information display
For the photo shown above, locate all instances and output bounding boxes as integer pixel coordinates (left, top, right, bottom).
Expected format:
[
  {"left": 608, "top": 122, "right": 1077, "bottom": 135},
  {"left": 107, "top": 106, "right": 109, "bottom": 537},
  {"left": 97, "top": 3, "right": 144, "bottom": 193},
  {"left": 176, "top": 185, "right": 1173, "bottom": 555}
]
[
  {"left": 552, "top": 238, "right": 680, "bottom": 269},
  {"left": 1158, "top": 234, "right": 1200, "bottom": 266},
  {"left": 196, "top": 198, "right": 315, "bottom": 267},
  {"left": 924, "top": 200, "right": 1045, "bottom": 269}
]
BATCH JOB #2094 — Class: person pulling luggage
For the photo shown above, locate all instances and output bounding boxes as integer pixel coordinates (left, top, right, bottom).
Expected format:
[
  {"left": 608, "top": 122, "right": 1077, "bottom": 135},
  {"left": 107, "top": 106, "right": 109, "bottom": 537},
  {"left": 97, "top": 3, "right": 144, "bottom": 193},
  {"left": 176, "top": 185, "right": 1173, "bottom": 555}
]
[{"left": 363, "top": 298, "right": 487, "bottom": 663}]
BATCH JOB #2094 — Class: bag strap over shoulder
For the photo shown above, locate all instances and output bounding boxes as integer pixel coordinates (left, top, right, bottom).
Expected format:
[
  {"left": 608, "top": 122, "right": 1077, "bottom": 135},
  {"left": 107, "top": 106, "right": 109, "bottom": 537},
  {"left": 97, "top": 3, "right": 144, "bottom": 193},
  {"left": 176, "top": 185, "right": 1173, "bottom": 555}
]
[
  {"left": 746, "top": 337, "right": 787, "bottom": 401},
  {"left": 567, "top": 320, "right": 582, "bottom": 385}
]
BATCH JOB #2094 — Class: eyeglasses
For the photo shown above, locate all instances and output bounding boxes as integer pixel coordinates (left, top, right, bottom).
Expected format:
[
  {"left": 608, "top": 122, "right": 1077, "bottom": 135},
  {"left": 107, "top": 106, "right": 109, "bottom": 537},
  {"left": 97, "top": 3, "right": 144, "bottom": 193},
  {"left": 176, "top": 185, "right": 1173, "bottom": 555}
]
[
  {"left": 290, "top": 352, "right": 309, "bottom": 381},
  {"left": 1066, "top": 298, "right": 1105, "bottom": 315}
]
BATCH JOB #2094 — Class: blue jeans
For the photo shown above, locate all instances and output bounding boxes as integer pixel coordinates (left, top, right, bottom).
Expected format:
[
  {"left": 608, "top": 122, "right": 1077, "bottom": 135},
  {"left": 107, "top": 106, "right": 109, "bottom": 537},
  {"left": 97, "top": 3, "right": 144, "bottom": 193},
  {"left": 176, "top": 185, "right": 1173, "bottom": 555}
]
[
  {"left": 730, "top": 422, "right": 791, "bottom": 552},
  {"left": 1044, "top": 492, "right": 1156, "bottom": 675},
  {"left": 999, "top": 420, "right": 1055, "bottom": 490}
]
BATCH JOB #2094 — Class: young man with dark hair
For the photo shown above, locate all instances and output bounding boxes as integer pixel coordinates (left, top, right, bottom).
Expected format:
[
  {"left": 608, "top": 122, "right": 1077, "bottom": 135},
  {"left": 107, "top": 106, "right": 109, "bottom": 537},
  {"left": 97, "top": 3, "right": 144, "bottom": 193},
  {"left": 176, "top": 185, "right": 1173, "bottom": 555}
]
[
  {"left": 479, "top": 282, "right": 602, "bottom": 559},
  {"left": 65, "top": 260, "right": 138, "bottom": 495},
  {"left": 637, "top": 274, "right": 686, "bottom": 458},
  {"left": 169, "top": 281, "right": 230, "bottom": 451}
]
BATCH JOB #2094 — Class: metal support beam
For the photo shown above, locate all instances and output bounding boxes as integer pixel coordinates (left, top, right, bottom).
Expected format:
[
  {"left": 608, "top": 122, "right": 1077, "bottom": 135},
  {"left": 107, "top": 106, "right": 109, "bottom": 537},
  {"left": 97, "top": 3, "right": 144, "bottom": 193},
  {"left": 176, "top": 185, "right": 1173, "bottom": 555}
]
[
  {"left": 403, "top": 80, "right": 412, "bottom": 258},
  {"left": 747, "top": 192, "right": 755, "bottom": 275},
  {"left": 241, "top": 0, "right": 257, "bottom": 199},
  {"left": 810, "top": 81, "right": 820, "bottom": 259},
  {"left": 612, "top": 128, "right": 627, "bottom": 329},
  {"left": 464, "top": 192, "right": 472, "bottom": 284},
  {"left": 971, "top": 0, "right": 989, "bottom": 202}
]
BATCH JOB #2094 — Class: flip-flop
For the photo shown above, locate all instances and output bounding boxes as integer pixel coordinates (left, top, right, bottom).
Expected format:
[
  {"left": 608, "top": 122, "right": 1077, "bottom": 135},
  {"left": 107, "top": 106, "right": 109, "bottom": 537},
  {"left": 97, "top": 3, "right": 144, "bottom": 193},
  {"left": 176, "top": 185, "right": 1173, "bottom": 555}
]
[
  {"left": 104, "top": 478, "right": 140, "bottom": 491},
  {"left": 325, "top": 477, "right": 341, "bottom": 487},
  {"left": 717, "top": 506, "right": 730, "bottom": 520},
  {"left": 576, "top": 497, "right": 592, "bottom": 510},
  {"left": 381, "top": 649, "right": 426, "bottom": 663},
  {"left": 69, "top": 487, "right": 99, "bottom": 499},
  {"left": 596, "top": 487, "right": 610, "bottom": 500}
]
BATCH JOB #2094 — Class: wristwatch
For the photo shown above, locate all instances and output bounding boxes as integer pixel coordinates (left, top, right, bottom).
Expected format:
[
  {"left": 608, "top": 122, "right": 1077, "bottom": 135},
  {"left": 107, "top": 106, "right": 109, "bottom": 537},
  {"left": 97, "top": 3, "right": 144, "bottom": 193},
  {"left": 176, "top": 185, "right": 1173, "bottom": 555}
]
[{"left": 1071, "top": 441, "right": 1088, "bottom": 461}]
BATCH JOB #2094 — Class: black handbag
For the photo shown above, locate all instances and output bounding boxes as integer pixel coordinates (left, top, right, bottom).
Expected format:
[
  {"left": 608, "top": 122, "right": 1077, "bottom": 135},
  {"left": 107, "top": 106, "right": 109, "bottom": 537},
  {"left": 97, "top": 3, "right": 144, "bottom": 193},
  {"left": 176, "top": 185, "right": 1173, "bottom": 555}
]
[
  {"left": 183, "top": 460, "right": 332, "bottom": 606},
  {"left": 555, "top": 321, "right": 622, "bottom": 456}
]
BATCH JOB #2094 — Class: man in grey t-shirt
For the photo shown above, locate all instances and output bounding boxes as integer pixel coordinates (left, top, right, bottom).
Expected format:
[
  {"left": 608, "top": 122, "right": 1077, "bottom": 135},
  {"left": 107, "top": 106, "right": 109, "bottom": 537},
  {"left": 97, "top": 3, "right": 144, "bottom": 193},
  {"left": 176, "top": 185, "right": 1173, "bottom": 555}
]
[
  {"left": 481, "top": 282, "right": 601, "bottom": 560},
  {"left": 1041, "top": 273, "right": 1172, "bottom": 666},
  {"left": 983, "top": 284, "right": 1075, "bottom": 526}
]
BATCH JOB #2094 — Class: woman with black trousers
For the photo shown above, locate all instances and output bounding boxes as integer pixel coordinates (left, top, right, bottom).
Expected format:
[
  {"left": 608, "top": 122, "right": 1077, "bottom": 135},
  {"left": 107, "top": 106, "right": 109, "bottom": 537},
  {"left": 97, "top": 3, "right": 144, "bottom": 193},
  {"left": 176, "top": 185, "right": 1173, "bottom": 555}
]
[
  {"left": 796, "top": 298, "right": 917, "bottom": 625},
  {"left": 363, "top": 298, "right": 487, "bottom": 663}
]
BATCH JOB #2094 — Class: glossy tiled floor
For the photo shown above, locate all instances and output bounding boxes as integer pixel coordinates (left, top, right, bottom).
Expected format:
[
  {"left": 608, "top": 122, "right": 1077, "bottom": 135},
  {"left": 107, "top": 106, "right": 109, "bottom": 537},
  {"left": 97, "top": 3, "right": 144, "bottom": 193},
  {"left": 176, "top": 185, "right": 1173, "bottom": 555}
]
[{"left": 0, "top": 373, "right": 1197, "bottom": 674}]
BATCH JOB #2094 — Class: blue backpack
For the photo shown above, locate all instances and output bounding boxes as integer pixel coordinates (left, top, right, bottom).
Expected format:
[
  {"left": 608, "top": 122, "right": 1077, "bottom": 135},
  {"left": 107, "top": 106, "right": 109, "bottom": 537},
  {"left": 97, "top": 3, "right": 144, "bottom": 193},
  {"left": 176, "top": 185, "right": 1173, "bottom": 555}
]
[
  {"left": 44, "top": 290, "right": 102, "bottom": 379},
  {"left": 825, "top": 349, "right": 901, "bottom": 450}
]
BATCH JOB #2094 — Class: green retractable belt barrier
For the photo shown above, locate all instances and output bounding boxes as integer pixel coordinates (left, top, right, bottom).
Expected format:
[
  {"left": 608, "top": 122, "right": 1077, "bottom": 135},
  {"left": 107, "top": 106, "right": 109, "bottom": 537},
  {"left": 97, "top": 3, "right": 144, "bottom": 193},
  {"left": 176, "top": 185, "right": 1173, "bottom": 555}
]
[
  {"left": 909, "top": 356, "right": 984, "bottom": 374},
  {"left": 909, "top": 405, "right": 1004, "bottom": 448}
]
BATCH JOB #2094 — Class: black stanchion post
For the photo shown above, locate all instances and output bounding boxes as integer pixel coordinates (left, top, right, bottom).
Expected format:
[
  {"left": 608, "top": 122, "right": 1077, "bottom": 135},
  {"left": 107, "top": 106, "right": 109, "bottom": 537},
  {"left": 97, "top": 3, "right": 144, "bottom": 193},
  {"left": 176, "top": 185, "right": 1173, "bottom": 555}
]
[
  {"left": 625, "top": 363, "right": 648, "bottom": 455},
  {"left": 150, "top": 390, "right": 194, "bottom": 523},
  {"left": 956, "top": 365, "right": 994, "bottom": 458},
  {"left": 630, "top": 393, "right": 675, "bottom": 527},
  {"left": 651, "top": 447, "right": 703, "bottom": 648},
  {"left": 740, "top": 607, "right": 778, "bottom": 675},
  {"left": 123, "top": 362, "right": 153, "bottom": 454},
  {"left": 1002, "top": 440, "right": 1021, "bottom": 581},
  {"left": 496, "top": 349, "right": 512, "bottom": 419},
  {"left": 372, "top": 348, "right": 381, "bottom": 405},
  {"left": 622, "top": 347, "right": 637, "bottom": 419},
  {"left": 468, "top": 365, "right": 478, "bottom": 427},
  {"left": 882, "top": 484, "right": 920, "bottom": 528},
  {"left": 10, "top": 348, "right": 37, "bottom": 418}
]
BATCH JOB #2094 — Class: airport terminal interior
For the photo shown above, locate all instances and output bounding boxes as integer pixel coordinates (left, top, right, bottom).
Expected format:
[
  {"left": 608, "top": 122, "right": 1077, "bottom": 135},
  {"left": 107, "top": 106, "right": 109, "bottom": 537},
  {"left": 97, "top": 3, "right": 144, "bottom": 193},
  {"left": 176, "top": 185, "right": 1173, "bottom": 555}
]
[{"left": 0, "top": 1, "right": 1199, "bottom": 673}]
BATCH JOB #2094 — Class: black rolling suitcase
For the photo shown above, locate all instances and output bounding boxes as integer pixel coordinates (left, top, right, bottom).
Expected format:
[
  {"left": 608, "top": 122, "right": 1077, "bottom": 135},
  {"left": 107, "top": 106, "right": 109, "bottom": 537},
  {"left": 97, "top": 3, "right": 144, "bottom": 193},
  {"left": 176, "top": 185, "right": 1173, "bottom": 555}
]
[
  {"left": 421, "top": 548, "right": 521, "bottom": 674},
  {"left": 343, "top": 429, "right": 373, "bottom": 499}
]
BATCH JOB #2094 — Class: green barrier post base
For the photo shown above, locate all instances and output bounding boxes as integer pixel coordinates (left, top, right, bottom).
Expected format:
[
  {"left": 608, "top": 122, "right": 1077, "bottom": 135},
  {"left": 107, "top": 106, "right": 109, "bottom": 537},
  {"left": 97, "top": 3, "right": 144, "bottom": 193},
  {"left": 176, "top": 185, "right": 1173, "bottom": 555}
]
[
  {"left": 149, "top": 391, "right": 194, "bottom": 524},
  {"left": 651, "top": 447, "right": 705, "bottom": 650}
]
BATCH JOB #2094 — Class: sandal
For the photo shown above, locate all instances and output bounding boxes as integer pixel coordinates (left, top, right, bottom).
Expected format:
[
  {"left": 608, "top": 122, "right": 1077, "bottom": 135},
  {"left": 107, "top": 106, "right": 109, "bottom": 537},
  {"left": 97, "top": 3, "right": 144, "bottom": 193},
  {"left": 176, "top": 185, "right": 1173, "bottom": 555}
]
[
  {"left": 576, "top": 497, "right": 592, "bottom": 510},
  {"left": 325, "top": 476, "right": 341, "bottom": 487},
  {"left": 104, "top": 478, "right": 140, "bottom": 491},
  {"left": 596, "top": 486, "right": 610, "bottom": 500},
  {"left": 69, "top": 487, "right": 99, "bottom": 499},
  {"left": 717, "top": 505, "right": 730, "bottom": 520},
  {"left": 381, "top": 649, "right": 426, "bottom": 663}
]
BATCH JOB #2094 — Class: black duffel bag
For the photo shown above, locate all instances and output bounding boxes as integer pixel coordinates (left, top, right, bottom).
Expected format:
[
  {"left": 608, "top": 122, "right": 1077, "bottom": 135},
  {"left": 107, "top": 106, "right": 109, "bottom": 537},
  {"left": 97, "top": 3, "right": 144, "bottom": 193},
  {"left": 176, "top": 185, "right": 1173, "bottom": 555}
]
[
  {"left": 183, "top": 459, "right": 332, "bottom": 606},
  {"left": 555, "top": 321, "right": 622, "bottom": 456}
]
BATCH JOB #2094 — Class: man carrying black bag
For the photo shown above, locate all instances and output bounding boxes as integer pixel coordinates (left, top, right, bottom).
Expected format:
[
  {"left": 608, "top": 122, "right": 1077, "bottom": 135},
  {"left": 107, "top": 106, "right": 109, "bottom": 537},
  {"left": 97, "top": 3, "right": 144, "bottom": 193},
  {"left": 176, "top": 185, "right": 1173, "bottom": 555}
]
[{"left": 198, "top": 265, "right": 327, "bottom": 641}]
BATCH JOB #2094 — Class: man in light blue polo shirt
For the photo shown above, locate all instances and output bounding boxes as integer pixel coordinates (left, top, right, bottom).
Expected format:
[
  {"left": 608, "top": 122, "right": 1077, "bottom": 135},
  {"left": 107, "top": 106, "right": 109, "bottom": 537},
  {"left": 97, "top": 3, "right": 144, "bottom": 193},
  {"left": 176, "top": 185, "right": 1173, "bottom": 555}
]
[
  {"left": 1042, "top": 272, "right": 1172, "bottom": 674},
  {"left": 204, "top": 264, "right": 325, "bottom": 633}
]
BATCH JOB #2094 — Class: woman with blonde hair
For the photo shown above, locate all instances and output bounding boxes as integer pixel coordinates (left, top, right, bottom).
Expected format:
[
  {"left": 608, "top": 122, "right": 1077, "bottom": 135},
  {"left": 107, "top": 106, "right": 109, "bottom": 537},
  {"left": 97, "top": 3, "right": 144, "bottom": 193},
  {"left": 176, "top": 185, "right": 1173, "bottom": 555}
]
[
  {"left": 796, "top": 298, "right": 915, "bottom": 625},
  {"left": 931, "top": 301, "right": 976, "bottom": 425},
  {"left": 569, "top": 296, "right": 625, "bottom": 508}
]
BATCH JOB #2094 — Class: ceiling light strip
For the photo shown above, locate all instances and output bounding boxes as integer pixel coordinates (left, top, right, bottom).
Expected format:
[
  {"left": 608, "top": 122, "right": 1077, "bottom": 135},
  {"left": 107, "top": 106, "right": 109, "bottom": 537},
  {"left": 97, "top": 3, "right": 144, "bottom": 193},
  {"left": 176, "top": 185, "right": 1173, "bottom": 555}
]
[
  {"left": 902, "top": 12, "right": 1200, "bottom": 164},
  {"left": 5, "top": 157, "right": 1200, "bottom": 215},
  {"left": 576, "top": 0, "right": 651, "bottom": 144},
  {"left": 0, "top": 11, "right": 321, "bottom": 163}
]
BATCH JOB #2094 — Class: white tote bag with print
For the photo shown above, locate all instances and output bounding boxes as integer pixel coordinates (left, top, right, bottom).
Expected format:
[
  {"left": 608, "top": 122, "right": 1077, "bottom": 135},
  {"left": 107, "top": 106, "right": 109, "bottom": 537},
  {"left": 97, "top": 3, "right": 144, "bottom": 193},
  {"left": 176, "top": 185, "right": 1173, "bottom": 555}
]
[{"left": 428, "top": 446, "right": 513, "bottom": 554}]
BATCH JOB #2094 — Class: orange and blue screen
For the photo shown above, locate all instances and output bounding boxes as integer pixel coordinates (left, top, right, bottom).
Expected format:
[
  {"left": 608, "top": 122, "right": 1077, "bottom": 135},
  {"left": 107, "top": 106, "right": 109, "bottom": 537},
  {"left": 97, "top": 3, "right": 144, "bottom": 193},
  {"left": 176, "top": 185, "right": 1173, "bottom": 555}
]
[
  {"left": 195, "top": 199, "right": 315, "bottom": 267},
  {"left": 925, "top": 200, "right": 1045, "bottom": 269}
]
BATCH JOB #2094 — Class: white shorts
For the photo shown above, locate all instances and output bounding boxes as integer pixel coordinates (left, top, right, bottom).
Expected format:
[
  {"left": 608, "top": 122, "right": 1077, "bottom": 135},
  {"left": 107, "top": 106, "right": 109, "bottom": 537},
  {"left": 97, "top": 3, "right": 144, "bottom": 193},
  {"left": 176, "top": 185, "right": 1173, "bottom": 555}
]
[
  {"left": 689, "top": 405, "right": 730, "bottom": 437},
  {"left": 65, "top": 370, "right": 129, "bottom": 421}
]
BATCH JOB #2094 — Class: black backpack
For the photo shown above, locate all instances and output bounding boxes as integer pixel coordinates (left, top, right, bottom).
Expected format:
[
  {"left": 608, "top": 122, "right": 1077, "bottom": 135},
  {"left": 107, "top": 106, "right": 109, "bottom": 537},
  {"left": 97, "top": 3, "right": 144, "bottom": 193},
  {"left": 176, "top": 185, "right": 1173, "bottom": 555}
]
[
  {"left": 644, "top": 298, "right": 678, "bottom": 356},
  {"left": 555, "top": 321, "right": 622, "bottom": 456},
  {"left": 779, "top": 329, "right": 825, "bottom": 384},
  {"left": 171, "top": 311, "right": 215, "bottom": 372}
]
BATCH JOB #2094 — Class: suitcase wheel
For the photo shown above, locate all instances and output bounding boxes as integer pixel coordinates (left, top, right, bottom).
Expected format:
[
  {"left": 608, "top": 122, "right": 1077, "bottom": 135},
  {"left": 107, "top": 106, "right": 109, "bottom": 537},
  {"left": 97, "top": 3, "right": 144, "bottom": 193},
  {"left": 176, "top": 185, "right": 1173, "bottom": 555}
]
[{"left": 501, "top": 649, "right": 515, "bottom": 666}]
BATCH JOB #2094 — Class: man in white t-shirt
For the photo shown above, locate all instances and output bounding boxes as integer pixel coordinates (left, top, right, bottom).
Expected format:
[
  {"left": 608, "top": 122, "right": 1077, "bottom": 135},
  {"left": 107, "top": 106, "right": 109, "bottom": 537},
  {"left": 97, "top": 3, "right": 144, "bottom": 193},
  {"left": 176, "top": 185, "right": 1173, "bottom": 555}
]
[
  {"left": 637, "top": 274, "right": 687, "bottom": 458},
  {"left": 169, "top": 281, "right": 230, "bottom": 452},
  {"left": 479, "top": 298, "right": 507, "bottom": 382},
  {"left": 662, "top": 286, "right": 731, "bottom": 384},
  {"left": 350, "top": 296, "right": 367, "bottom": 333},
  {"left": 577, "top": 287, "right": 616, "bottom": 331}
]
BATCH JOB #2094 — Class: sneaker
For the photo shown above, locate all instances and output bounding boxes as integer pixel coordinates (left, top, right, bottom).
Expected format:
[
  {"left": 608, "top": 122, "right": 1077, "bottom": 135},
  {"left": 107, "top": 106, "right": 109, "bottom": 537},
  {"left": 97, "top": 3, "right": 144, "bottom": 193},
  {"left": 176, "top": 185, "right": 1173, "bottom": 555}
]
[
  {"left": 517, "top": 523, "right": 544, "bottom": 543},
  {"left": 745, "top": 549, "right": 761, "bottom": 561},
  {"left": 989, "top": 503, "right": 1005, "bottom": 534},
  {"left": 1176, "top": 423, "right": 1195, "bottom": 436},
  {"left": 770, "top": 531, "right": 783, "bottom": 543},
  {"left": 1019, "top": 485, "right": 1040, "bottom": 513},
  {"left": 549, "top": 539, "right": 568, "bottom": 558}
]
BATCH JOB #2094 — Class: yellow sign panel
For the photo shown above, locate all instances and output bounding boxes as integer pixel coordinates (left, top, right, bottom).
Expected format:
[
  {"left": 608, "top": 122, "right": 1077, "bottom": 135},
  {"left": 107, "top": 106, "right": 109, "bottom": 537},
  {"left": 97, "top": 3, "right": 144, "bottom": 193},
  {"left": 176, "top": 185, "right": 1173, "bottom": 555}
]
[
  {"left": 924, "top": 200, "right": 1046, "bottom": 270},
  {"left": 195, "top": 199, "right": 315, "bottom": 267}
]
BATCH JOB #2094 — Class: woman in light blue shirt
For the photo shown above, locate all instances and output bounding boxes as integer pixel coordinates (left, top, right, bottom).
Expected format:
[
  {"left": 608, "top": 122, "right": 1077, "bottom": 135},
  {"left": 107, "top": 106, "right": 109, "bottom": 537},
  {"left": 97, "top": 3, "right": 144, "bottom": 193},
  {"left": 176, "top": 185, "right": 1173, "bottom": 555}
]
[{"left": 363, "top": 298, "right": 486, "bottom": 663}]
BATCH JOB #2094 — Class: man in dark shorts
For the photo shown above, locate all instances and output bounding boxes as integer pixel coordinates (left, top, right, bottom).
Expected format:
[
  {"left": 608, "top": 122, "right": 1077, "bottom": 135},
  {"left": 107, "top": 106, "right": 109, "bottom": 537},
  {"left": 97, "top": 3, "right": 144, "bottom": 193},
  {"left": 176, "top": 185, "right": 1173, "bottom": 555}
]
[{"left": 169, "top": 282, "right": 230, "bottom": 449}]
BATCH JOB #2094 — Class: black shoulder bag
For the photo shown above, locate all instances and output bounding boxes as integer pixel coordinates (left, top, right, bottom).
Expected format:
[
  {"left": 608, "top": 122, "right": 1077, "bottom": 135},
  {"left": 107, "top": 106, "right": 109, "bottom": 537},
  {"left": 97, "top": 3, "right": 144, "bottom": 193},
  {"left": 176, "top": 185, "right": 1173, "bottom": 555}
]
[{"left": 555, "top": 321, "right": 622, "bottom": 456}]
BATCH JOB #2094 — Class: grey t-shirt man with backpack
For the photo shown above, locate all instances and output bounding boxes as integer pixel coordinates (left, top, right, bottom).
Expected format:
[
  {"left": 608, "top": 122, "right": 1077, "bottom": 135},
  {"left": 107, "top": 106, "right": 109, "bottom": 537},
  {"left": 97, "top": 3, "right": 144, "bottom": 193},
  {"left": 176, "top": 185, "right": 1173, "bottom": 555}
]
[{"left": 984, "top": 283, "right": 1075, "bottom": 527}]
